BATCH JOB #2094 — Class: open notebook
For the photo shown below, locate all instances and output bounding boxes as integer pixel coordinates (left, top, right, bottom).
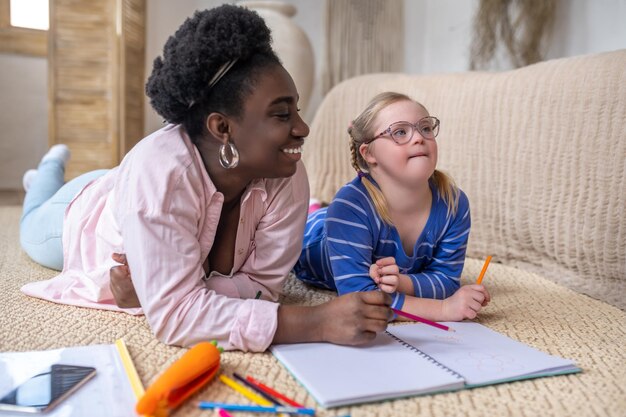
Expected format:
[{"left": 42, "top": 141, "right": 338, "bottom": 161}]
[{"left": 271, "top": 322, "right": 581, "bottom": 408}]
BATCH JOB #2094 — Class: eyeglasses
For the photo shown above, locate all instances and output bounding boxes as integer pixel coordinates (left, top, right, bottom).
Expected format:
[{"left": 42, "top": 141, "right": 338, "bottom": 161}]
[{"left": 366, "top": 116, "right": 440, "bottom": 145}]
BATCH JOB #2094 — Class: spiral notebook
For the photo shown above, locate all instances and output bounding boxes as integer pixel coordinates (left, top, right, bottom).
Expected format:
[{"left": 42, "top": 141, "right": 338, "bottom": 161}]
[{"left": 271, "top": 322, "right": 581, "bottom": 408}]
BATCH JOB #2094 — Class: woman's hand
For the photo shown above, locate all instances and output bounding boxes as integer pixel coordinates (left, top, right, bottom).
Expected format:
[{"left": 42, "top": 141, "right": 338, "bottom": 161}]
[
  {"left": 441, "top": 284, "right": 491, "bottom": 321},
  {"left": 109, "top": 253, "right": 141, "bottom": 309},
  {"left": 369, "top": 257, "right": 399, "bottom": 293},
  {"left": 274, "top": 291, "right": 392, "bottom": 346},
  {"left": 318, "top": 291, "right": 393, "bottom": 345}
]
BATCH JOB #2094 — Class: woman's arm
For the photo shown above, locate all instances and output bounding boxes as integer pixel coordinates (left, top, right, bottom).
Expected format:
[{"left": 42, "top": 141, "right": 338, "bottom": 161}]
[
  {"left": 274, "top": 291, "right": 392, "bottom": 345},
  {"left": 109, "top": 253, "right": 137, "bottom": 308},
  {"left": 110, "top": 260, "right": 393, "bottom": 346},
  {"left": 111, "top": 163, "right": 394, "bottom": 350}
]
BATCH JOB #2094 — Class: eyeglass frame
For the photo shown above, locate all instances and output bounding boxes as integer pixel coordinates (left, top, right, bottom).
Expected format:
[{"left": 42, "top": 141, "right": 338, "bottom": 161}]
[{"left": 365, "top": 116, "right": 440, "bottom": 145}]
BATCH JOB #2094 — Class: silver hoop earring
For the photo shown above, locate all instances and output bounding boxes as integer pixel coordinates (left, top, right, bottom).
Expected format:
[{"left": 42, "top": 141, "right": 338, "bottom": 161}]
[{"left": 219, "top": 140, "right": 239, "bottom": 169}]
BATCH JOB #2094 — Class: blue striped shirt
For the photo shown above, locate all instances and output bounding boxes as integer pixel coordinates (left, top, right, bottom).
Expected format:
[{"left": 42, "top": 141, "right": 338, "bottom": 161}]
[{"left": 294, "top": 176, "right": 471, "bottom": 311}]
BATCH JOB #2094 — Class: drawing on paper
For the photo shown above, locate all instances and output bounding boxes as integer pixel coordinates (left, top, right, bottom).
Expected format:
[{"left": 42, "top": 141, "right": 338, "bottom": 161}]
[
  {"left": 454, "top": 351, "right": 526, "bottom": 373},
  {"left": 433, "top": 335, "right": 463, "bottom": 344}
]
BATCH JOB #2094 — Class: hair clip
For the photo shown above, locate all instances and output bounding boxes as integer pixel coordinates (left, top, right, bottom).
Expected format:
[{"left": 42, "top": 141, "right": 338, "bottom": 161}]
[
  {"left": 208, "top": 59, "right": 238, "bottom": 89},
  {"left": 346, "top": 120, "right": 354, "bottom": 135}
]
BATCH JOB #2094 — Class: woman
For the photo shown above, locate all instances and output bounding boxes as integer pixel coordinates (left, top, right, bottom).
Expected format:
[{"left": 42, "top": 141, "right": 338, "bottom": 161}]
[{"left": 20, "top": 5, "right": 390, "bottom": 351}]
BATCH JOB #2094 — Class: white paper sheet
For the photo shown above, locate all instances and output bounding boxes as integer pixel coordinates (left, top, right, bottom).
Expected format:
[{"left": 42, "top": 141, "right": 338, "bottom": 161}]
[
  {"left": 0, "top": 344, "right": 137, "bottom": 417},
  {"left": 388, "top": 322, "right": 579, "bottom": 386}
]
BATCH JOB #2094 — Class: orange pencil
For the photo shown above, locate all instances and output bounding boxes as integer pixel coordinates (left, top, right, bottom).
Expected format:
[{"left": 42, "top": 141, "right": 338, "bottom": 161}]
[{"left": 476, "top": 256, "right": 492, "bottom": 285}]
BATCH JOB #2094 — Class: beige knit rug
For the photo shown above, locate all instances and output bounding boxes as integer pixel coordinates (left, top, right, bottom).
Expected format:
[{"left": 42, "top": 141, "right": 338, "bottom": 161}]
[{"left": 1, "top": 206, "right": 624, "bottom": 417}]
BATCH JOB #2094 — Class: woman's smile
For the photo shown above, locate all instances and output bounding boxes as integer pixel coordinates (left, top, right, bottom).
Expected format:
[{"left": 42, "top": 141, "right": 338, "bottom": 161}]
[{"left": 281, "top": 145, "right": 304, "bottom": 161}]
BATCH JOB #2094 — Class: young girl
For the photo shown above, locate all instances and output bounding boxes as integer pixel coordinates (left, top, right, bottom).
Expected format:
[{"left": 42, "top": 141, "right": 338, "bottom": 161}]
[
  {"left": 19, "top": 5, "right": 391, "bottom": 352},
  {"left": 294, "top": 92, "right": 490, "bottom": 322}
]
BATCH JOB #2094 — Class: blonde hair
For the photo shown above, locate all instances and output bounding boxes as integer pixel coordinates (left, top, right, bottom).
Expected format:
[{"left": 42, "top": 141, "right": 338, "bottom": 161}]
[{"left": 347, "top": 92, "right": 459, "bottom": 224}]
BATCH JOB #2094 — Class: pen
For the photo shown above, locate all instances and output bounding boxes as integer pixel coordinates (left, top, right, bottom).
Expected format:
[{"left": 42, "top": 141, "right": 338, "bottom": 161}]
[
  {"left": 198, "top": 402, "right": 315, "bottom": 415},
  {"left": 255, "top": 290, "right": 262, "bottom": 299},
  {"left": 219, "top": 374, "right": 273, "bottom": 406},
  {"left": 246, "top": 375, "right": 304, "bottom": 408},
  {"left": 391, "top": 308, "right": 454, "bottom": 332},
  {"left": 476, "top": 255, "right": 492, "bottom": 285}
]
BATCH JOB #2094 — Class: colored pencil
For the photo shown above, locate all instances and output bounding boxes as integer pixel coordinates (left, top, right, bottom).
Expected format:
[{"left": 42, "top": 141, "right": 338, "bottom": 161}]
[
  {"left": 219, "top": 374, "right": 274, "bottom": 407},
  {"left": 114, "top": 339, "right": 145, "bottom": 399},
  {"left": 217, "top": 408, "right": 235, "bottom": 417},
  {"left": 198, "top": 402, "right": 315, "bottom": 415},
  {"left": 233, "top": 373, "right": 281, "bottom": 405},
  {"left": 391, "top": 308, "right": 454, "bottom": 332},
  {"left": 245, "top": 376, "right": 304, "bottom": 408},
  {"left": 476, "top": 255, "right": 492, "bottom": 285}
]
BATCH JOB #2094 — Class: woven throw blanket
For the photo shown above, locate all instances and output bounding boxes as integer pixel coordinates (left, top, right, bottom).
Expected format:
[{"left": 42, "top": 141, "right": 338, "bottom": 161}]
[
  {"left": 0, "top": 206, "right": 624, "bottom": 417},
  {"left": 303, "top": 51, "right": 626, "bottom": 311}
]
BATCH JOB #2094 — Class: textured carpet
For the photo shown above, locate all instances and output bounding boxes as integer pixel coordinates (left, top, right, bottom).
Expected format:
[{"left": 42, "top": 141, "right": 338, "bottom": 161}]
[{"left": 1, "top": 206, "right": 625, "bottom": 417}]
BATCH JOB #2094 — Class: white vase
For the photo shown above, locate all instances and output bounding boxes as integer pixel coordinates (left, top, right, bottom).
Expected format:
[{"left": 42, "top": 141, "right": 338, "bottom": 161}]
[{"left": 239, "top": 1, "right": 315, "bottom": 114}]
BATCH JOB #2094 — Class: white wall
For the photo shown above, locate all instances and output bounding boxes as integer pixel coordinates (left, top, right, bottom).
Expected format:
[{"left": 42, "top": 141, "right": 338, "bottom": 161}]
[
  {"left": 404, "top": 0, "right": 626, "bottom": 74},
  {"left": 405, "top": 0, "right": 478, "bottom": 74},
  {"left": 0, "top": 54, "right": 48, "bottom": 189},
  {"left": 548, "top": 0, "right": 626, "bottom": 59},
  {"left": 2, "top": 0, "right": 625, "bottom": 189}
]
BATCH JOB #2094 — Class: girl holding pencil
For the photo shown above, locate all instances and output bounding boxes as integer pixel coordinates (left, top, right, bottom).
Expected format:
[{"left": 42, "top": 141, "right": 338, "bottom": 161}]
[{"left": 294, "top": 92, "right": 491, "bottom": 322}]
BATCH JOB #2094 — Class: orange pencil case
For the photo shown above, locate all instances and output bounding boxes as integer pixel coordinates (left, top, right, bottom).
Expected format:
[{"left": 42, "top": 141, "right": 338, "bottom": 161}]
[{"left": 136, "top": 340, "right": 222, "bottom": 417}]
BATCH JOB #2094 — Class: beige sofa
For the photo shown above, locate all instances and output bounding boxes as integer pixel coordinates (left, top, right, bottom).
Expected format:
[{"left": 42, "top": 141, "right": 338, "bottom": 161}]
[
  {"left": 305, "top": 49, "right": 626, "bottom": 311},
  {"left": 0, "top": 51, "right": 624, "bottom": 417}
]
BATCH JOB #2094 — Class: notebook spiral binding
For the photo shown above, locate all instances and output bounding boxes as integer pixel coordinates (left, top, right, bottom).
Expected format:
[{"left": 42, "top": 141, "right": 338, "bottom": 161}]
[{"left": 386, "top": 331, "right": 465, "bottom": 380}]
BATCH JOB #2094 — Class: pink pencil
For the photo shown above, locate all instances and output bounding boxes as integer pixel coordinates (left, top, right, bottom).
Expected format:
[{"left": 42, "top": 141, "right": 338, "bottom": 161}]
[
  {"left": 391, "top": 308, "right": 454, "bottom": 332},
  {"left": 217, "top": 408, "right": 235, "bottom": 417}
]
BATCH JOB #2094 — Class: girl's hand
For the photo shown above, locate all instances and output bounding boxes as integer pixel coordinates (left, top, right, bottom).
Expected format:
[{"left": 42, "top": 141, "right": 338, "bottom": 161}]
[
  {"left": 109, "top": 253, "right": 141, "bottom": 309},
  {"left": 441, "top": 284, "right": 491, "bottom": 321},
  {"left": 369, "top": 257, "right": 400, "bottom": 293}
]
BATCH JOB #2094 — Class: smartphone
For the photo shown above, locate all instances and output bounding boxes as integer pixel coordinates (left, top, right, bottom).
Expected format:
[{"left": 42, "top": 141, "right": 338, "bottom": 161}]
[{"left": 0, "top": 364, "right": 96, "bottom": 414}]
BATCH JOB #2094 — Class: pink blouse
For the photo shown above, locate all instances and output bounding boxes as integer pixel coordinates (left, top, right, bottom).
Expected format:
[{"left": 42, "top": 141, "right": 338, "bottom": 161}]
[{"left": 21, "top": 124, "right": 309, "bottom": 351}]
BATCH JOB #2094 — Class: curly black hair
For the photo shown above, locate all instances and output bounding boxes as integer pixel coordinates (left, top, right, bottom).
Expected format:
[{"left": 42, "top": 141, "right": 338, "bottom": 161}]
[{"left": 146, "top": 4, "right": 281, "bottom": 141}]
